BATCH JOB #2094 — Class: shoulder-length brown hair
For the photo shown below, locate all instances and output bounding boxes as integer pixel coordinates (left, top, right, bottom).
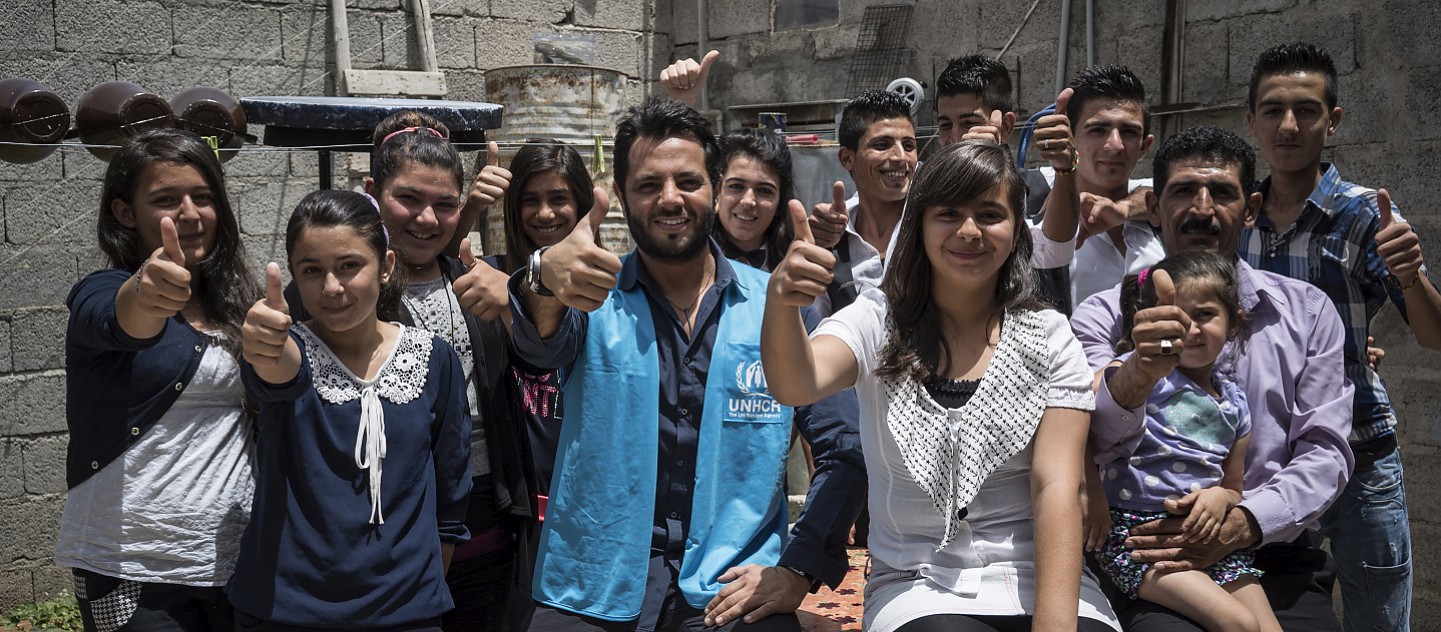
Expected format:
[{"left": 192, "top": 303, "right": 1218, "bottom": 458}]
[{"left": 877, "top": 140, "right": 1043, "bottom": 381}]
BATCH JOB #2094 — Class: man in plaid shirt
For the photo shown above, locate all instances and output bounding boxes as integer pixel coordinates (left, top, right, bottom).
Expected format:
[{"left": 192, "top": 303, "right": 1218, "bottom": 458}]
[{"left": 1241, "top": 42, "right": 1441, "bottom": 632}]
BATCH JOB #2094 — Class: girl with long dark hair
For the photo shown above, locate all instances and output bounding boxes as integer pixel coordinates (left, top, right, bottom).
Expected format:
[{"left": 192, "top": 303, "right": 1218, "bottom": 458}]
[{"left": 58, "top": 128, "right": 259, "bottom": 632}]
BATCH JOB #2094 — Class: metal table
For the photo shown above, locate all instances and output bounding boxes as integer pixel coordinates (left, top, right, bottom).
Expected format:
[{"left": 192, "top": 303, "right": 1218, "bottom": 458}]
[{"left": 240, "top": 95, "right": 503, "bottom": 188}]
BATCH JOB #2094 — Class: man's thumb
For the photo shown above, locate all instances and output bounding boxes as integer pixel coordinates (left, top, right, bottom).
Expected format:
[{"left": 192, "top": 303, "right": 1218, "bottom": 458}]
[
  {"left": 459, "top": 237, "right": 477, "bottom": 268},
  {"left": 831, "top": 180, "right": 847, "bottom": 212},
  {"left": 1152, "top": 268, "right": 1176, "bottom": 306},
  {"left": 265, "top": 262, "right": 286, "bottom": 310},
  {"left": 989, "top": 108, "right": 1003, "bottom": 129},
  {"left": 486, "top": 141, "right": 499, "bottom": 168},
  {"left": 1054, "top": 88, "right": 1074, "bottom": 117},
  {"left": 699, "top": 50, "right": 721, "bottom": 75},
  {"left": 789, "top": 199, "right": 813, "bottom": 245},
  {"left": 1378, "top": 188, "right": 1394, "bottom": 228},
  {"left": 579, "top": 187, "right": 609, "bottom": 241},
  {"left": 160, "top": 216, "right": 185, "bottom": 265}
]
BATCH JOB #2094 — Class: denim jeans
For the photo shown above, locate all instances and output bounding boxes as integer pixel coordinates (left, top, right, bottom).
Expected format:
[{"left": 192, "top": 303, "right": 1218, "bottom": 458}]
[{"left": 1320, "top": 444, "right": 1411, "bottom": 632}]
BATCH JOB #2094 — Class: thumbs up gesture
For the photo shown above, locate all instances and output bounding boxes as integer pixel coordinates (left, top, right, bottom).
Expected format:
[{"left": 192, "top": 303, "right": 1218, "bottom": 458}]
[
  {"left": 536, "top": 188, "right": 622, "bottom": 311},
  {"left": 770, "top": 200, "right": 838, "bottom": 308},
  {"left": 962, "top": 108, "right": 1009, "bottom": 145},
  {"left": 242, "top": 262, "right": 295, "bottom": 368},
  {"left": 1031, "top": 88, "right": 1076, "bottom": 172},
  {"left": 808, "top": 181, "right": 850, "bottom": 249},
  {"left": 1128, "top": 269, "right": 1189, "bottom": 380},
  {"left": 467, "top": 141, "right": 512, "bottom": 210},
  {"left": 1373, "top": 189, "right": 1426, "bottom": 290},
  {"left": 660, "top": 50, "right": 720, "bottom": 108},
  {"left": 132, "top": 216, "right": 193, "bottom": 318},
  {"left": 451, "top": 237, "right": 512, "bottom": 321}
]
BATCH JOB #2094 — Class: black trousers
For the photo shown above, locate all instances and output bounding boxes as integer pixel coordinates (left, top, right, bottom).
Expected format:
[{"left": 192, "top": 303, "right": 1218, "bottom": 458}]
[
  {"left": 526, "top": 595, "right": 800, "bottom": 632},
  {"left": 896, "top": 614, "right": 1114, "bottom": 632},
  {"left": 73, "top": 569, "right": 232, "bottom": 632}
]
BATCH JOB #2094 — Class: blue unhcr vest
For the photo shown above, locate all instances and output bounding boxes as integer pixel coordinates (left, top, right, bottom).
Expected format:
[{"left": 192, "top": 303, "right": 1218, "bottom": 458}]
[{"left": 533, "top": 258, "right": 794, "bottom": 620}]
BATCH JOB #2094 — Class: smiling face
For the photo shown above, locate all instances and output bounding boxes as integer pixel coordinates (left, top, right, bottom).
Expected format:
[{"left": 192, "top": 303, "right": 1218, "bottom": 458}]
[
  {"left": 1175, "top": 278, "right": 1237, "bottom": 373},
  {"left": 922, "top": 182, "right": 1017, "bottom": 292},
  {"left": 1073, "top": 98, "right": 1153, "bottom": 195},
  {"left": 518, "top": 170, "right": 579, "bottom": 249},
  {"left": 936, "top": 93, "right": 1002, "bottom": 147},
  {"left": 841, "top": 117, "right": 917, "bottom": 203},
  {"left": 620, "top": 135, "right": 716, "bottom": 262},
  {"left": 1246, "top": 71, "right": 1340, "bottom": 177},
  {"left": 1149, "top": 159, "right": 1259, "bottom": 258},
  {"left": 715, "top": 155, "right": 781, "bottom": 252},
  {"left": 372, "top": 163, "right": 462, "bottom": 274},
  {"left": 111, "top": 161, "right": 218, "bottom": 267},
  {"left": 291, "top": 225, "right": 394, "bottom": 337}
]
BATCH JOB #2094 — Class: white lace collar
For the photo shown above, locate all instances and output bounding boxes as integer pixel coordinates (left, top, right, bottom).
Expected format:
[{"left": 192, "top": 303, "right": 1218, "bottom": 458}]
[
  {"left": 883, "top": 309, "right": 1050, "bottom": 550},
  {"left": 295, "top": 324, "right": 434, "bottom": 524}
]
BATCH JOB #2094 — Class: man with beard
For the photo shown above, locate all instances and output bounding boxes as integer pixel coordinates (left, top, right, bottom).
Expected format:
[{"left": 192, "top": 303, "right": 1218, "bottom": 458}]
[
  {"left": 1071, "top": 125, "right": 1353, "bottom": 632},
  {"left": 508, "top": 98, "right": 865, "bottom": 632}
]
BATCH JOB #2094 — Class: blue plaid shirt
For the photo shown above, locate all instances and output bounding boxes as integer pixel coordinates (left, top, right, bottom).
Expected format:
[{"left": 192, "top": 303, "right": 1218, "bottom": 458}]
[{"left": 1240, "top": 163, "right": 1412, "bottom": 443}]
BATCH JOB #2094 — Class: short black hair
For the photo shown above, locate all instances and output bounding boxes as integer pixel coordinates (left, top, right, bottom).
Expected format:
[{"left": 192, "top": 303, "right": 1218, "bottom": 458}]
[
  {"left": 1248, "top": 42, "right": 1338, "bottom": 111},
  {"left": 935, "top": 54, "right": 1014, "bottom": 114},
  {"left": 613, "top": 97, "right": 721, "bottom": 204},
  {"left": 838, "top": 90, "right": 914, "bottom": 151},
  {"left": 1152, "top": 125, "right": 1255, "bottom": 194},
  {"left": 1067, "top": 64, "right": 1151, "bottom": 136}
]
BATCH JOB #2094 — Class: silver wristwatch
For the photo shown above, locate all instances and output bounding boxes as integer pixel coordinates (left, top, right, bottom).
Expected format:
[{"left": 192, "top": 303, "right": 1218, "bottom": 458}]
[{"left": 527, "top": 246, "right": 554, "bottom": 297}]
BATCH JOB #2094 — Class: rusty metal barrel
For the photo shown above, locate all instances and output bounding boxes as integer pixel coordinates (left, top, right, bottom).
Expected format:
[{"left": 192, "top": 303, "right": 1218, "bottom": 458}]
[{"left": 482, "top": 65, "right": 632, "bottom": 256}]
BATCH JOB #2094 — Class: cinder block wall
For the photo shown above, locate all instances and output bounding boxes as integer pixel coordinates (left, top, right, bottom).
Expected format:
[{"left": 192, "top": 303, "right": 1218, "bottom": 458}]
[
  {"left": 678, "top": 0, "right": 1441, "bottom": 625},
  {"left": 0, "top": 0, "right": 663, "bottom": 608}
]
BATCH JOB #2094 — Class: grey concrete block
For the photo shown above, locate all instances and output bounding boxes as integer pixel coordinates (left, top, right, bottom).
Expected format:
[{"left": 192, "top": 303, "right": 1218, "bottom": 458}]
[
  {"left": 0, "top": 250, "right": 84, "bottom": 316},
  {"left": 229, "top": 63, "right": 333, "bottom": 98},
  {"left": 669, "top": 0, "right": 696, "bottom": 45},
  {"left": 353, "top": 0, "right": 403, "bottom": 9},
  {"left": 0, "top": 0, "right": 56, "bottom": 52},
  {"left": 21, "top": 436, "right": 68, "bottom": 495},
  {"left": 0, "top": 568, "right": 35, "bottom": 612},
  {"left": 490, "top": 0, "right": 570, "bottom": 24},
  {"left": 0, "top": 440, "right": 24, "bottom": 500},
  {"left": 812, "top": 22, "right": 861, "bottom": 62},
  {"left": 1326, "top": 139, "right": 1441, "bottom": 222},
  {"left": 279, "top": 3, "right": 335, "bottom": 65},
  {"left": 1187, "top": 0, "right": 1295, "bottom": 22},
  {"left": 229, "top": 177, "right": 315, "bottom": 237},
  {"left": 575, "top": 0, "right": 650, "bottom": 31},
  {"left": 1381, "top": 0, "right": 1441, "bottom": 69},
  {"left": 0, "top": 371, "right": 67, "bottom": 436},
  {"left": 1114, "top": 26, "right": 1164, "bottom": 105},
  {"left": 590, "top": 29, "right": 644, "bottom": 77},
  {"left": 344, "top": 12, "right": 388, "bottom": 67},
  {"left": 0, "top": 319, "right": 11, "bottom": 374},
  {"left": 1227, "top": 9, "right": 1357, "bottom": 86},
  {"left": 1412, "top": 520, "right": 1441, "bottom": 595},
  {"left": 3, "top": 176, "right": 106, "bottom": 246},
  {"left": 445, "top": 69, "right": 487, "bottom": 103},
  {"left": 221, "top": 150, "right": 291, "bottom": 179},
  {"left": 32, "top": 563, "right": 72, "bottom": 603},
  {"left": 908, "top": 0, "right": 977, "bottom": 66},
  {"left": 113, "top": 59, "right": 230, "bottom": 103},
  {"left": 10, "top": 308, "right": 67, "bottom": 372},
  {"left": 1329, "top": 69, "right": 1392, "bottom": 147},
  {"left": 0, "top": 154, "right": 65, "bottom": 183},
  {"left": 1402, "top": 65, "right": 1441, "bottom": 143},
  {"left": 434, "top": 17, "right": 478, "bottom": 69},
  {"left": 0, "top": 54, "right": 117, "bottom": 104},
  {"left": 174, "top": 4, "right": 284, "bottom": 62},
  {"left": 1400, "top": 446, "right": 1441, "bottom": 525},
  {"left": 1180, "top": 19, "right": 1233, "bottom": 105},
  {"left": 0, "top": 494, "right": 64, "bottom": 563},
  {"left": 476, "top": 20, "right": 547, "bottom": 69},
  {"left": 705, "top": 0, "right": 767, "bottom": 40},
  {"left": 431, "top": 0, "right": 487, "bottom": 17},
  {"left": 979, "top": 0, "right": 1061, "bottom": 51},
  {"left": 55, "top": 0, "right": 172, "bottom": 55},
  {"left": 63, "top": 151, "right": 111, "bottom": 180}
]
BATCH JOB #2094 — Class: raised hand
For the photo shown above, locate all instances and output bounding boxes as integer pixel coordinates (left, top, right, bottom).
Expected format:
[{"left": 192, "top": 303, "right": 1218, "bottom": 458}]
[
  {"left": 1374, "top": 188, "right": 1426, "bottom": 289},
  {"left": 771, "top": 200, "right": 838, "bottom": 308},
  {"left": 962, "top": 108, "right": 1006, "bottom": 145},
  {"left": 242, "top": 262, "right": 295, "bottom": 368},
  {"left": 1031, "top": 88, "right": 1076, "bottom": 172},
  {"left": 132, "top": 216, "right": 193, "bottom": 319},
  {"left": 537, "top": 188, "right": 622, "bottom": 311},
  {"left": 451, "top": 237, "right": 512, "bottom": 321},
  {"left": 808, "top": 181, "right": 849, "bottom": 250},
  {"left": 1128, "top": 269, "right": 1189, "bottom": 381},
  {"left": 659, "top": 50, "right": 720, "bottom": 108},
  {"left": 468, "top": 141, "right": 512, "bottom": 210}
]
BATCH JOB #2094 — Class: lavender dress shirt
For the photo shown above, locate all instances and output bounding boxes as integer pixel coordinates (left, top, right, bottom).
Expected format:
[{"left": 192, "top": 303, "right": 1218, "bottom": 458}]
[{"left": 1070, "top": 259, "right": 1355, "bottom": 545}]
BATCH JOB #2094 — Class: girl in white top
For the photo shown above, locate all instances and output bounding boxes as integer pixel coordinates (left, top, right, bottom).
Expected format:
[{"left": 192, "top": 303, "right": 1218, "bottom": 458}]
[{"left": 762, "top": 140, "right": 1119, "bottom": 632}]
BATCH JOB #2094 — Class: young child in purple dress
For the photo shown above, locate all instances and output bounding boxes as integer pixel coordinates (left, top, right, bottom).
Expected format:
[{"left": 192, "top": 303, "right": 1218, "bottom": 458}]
[{"left": 1091, "top": 249, "right": 1282, "bottom": 632}]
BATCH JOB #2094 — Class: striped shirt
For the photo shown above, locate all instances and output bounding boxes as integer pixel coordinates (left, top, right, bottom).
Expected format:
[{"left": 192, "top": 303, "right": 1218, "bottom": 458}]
[{"left": 1240, "top": 163, "right": 1412, "bottom": 442}]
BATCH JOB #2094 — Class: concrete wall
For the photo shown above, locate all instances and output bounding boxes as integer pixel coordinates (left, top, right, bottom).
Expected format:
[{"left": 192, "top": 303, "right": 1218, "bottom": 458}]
[
  {"left": 0, "top": 0, "right": 662, "bottom": 609},
  {"left": 675, "top": 0, "right": 1441, "bottom": 625}
]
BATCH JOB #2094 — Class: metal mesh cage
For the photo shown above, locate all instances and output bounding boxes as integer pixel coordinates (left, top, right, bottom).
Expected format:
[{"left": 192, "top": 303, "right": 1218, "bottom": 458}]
[{"left": 843, "top": 4, "right": 915, "bottom": 97}]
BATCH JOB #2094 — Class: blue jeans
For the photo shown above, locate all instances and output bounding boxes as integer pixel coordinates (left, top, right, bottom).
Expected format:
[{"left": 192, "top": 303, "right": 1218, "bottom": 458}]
[{"left": 1320, "top": 444, "right": 1411, "bottom": 632}]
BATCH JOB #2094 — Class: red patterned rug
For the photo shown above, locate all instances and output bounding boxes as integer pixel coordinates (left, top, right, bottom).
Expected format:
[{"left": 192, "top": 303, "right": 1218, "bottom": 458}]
[{"left": 797, "top": 547, "right": 867, "bottom": 632}]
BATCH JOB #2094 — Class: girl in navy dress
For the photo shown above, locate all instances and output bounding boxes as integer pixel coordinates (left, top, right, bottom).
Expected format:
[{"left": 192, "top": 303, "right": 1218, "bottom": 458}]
[{"left": 233, "top": 190, "right": 472, "bottom": 631}]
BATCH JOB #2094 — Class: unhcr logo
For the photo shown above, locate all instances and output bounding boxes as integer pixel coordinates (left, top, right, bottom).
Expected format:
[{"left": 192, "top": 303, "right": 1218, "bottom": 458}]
[
  {"left": 728, "top": 360, "right": 783, "bottom": 422},
  {"left": 736, "top": 360, "right": 767, "bottom": 396}
]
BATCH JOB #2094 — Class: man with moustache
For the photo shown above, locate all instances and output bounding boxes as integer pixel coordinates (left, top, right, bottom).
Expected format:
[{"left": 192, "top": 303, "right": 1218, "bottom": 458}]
[
  {"left": 1071, "top": 125, "right": 1353, "bottom": 631},
  {"left": 1240, "top": 42, "right": 1441, "bottom": 632},
  {"left": 508, "top": 98, "right": 865, "bottom": 632}
]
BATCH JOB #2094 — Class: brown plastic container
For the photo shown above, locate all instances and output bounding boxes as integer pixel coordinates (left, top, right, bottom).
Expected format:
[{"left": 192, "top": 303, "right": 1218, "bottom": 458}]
[
  {"left": 170, "top": 86, "right": 246, "bottom": 162},
  {"left": 0, "top": 77, "right": 70, "bottom": 164},
  {"left": 76, "top": 81, "right": 174, "bottom": 161}
]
